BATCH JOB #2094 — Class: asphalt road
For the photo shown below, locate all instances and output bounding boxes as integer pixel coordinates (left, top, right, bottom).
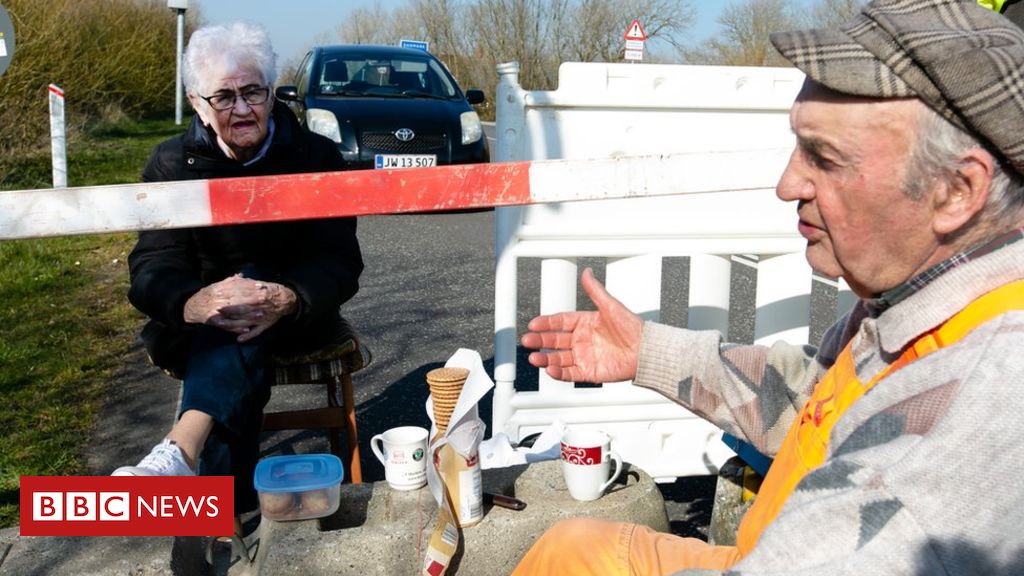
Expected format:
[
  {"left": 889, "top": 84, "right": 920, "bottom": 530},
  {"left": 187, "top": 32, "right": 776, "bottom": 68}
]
[{"left": 339, "top": 210, "right": 502, "bottom": 450}]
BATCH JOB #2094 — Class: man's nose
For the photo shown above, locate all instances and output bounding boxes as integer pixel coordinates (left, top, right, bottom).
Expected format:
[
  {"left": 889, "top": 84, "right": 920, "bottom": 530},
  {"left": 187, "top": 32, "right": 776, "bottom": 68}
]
[{"left": 776, "top": 152, "right": 813, "bottom": 202}]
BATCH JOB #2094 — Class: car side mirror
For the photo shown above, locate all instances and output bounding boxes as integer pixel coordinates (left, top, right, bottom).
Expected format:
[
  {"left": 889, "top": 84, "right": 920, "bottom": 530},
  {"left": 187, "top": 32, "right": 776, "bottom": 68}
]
[
  {"left": 275, "top": 85, "right": 299, "bottom": 102},
  {"left": 465, "top": 89, "right": 486, "bottom": 105}
]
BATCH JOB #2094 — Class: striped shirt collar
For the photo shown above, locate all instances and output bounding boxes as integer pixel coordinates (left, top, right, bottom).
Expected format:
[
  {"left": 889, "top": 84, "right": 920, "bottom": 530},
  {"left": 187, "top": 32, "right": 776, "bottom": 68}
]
[{"left": 870, "top": 227, "right": 1024, "bottom": 310}]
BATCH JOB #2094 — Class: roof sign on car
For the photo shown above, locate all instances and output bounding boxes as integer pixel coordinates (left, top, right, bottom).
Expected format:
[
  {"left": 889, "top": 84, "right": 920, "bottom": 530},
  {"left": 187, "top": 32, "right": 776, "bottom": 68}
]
[{"left": 399, "top": 39, "right": 429, "bottom": 52}]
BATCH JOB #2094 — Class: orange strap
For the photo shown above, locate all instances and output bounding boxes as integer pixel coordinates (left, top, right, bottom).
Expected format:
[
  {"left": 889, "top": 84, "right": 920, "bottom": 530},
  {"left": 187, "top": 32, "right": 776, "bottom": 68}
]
[{"left": 734, "top": 279, "right": 1024, "bottom": 558}]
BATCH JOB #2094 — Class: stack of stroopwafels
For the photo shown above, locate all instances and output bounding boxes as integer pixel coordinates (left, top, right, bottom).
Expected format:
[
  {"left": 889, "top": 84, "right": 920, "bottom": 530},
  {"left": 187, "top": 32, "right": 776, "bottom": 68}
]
[{"left": 426, "top": 367, "right": 469, "bottom": 434}]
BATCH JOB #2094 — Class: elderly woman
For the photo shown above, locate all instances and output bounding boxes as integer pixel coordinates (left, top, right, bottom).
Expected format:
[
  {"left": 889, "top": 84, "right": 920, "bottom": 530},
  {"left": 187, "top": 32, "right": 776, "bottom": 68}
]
[{"left": 112, "top": 21, "right": 363, "bottom": 521}]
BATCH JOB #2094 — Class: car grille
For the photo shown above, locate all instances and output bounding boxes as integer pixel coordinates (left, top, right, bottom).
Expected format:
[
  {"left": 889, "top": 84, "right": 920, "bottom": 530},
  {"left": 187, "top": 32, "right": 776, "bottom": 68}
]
[{"left": 361, "top": 131, "right": 447, "bottom": 154}]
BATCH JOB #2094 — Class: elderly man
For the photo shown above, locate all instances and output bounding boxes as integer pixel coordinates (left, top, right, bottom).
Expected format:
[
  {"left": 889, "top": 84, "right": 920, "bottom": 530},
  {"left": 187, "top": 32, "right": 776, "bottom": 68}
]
[{"left": 513, "top": 1, "right": 1024, "bottom": 574}]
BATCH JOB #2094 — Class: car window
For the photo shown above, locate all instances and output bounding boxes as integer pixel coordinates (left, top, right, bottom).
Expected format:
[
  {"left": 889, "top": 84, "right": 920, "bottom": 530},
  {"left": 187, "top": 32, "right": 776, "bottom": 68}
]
[{"left": 315, "top": 53, "right": 460, "bottom": 99}]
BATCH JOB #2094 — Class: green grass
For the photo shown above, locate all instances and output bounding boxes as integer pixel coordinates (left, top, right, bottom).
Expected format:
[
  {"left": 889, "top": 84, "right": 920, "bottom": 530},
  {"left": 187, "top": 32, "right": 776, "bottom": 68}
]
[
  {"left": 0, "top": 115, "right": 185, "bottom": 527},
  {"left": 0, "top": 116, "right": 184, "bottom": 190}
]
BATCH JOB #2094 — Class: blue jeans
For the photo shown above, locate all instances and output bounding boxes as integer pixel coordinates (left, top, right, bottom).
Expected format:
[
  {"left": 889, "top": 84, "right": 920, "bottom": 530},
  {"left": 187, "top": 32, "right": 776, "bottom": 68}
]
[{"left": 179, "top": 326, "right": 274, "bottom": 515}]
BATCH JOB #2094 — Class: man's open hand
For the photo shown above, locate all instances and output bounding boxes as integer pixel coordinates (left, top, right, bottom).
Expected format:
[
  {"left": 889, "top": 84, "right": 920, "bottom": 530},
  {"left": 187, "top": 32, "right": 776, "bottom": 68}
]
[{"left": 520, "top": 268, "right": 642, "bottom": 383}]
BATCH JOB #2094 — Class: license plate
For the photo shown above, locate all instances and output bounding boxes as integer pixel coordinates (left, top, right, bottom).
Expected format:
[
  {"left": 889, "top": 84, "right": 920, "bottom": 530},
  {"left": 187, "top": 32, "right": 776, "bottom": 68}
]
[{"left": 374, "top": 154, "right": 437, "bottom": 169}]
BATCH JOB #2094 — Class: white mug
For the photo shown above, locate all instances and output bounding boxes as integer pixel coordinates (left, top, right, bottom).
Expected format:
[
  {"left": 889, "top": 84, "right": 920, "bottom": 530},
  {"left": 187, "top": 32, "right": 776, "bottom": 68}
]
[
  {"left": 560, "top": 429, "right": 623, "bottom": 502},
  {"left": 370, "top": 426, "right": 428, "bottom": 490}
]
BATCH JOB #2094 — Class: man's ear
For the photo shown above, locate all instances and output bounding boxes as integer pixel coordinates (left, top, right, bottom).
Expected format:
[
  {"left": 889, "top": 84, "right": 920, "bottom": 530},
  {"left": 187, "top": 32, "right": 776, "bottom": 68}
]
[{"left": 933, "top": 148, "right": 993, "bottom": 236}]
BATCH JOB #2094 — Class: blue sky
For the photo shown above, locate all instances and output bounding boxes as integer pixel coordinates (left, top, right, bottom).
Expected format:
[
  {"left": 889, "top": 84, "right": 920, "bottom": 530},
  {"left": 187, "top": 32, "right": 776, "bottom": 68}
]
[{"left": 192, "top": 0, "right": 730, "bottom": 65}]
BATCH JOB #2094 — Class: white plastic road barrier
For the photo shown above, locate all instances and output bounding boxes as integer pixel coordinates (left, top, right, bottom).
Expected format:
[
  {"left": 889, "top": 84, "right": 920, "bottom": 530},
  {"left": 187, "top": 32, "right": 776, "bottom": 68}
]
[
  {"left": 0, "top": 148, "right": 787, "bottom": 241},
  {"left": 491, "top": 62, "right": 854, "bottom": 481}
]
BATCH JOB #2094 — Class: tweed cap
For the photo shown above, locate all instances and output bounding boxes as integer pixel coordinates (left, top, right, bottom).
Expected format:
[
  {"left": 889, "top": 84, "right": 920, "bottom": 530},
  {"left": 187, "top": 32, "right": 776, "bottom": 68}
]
[{"left": 770, "top": 0, "right": 1024, "bottom": 174}]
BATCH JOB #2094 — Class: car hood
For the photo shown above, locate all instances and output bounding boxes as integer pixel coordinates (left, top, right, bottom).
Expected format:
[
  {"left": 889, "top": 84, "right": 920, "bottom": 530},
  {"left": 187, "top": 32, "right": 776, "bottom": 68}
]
[{"left": 308, "top": 96, "right": 468, "bottom": 129}]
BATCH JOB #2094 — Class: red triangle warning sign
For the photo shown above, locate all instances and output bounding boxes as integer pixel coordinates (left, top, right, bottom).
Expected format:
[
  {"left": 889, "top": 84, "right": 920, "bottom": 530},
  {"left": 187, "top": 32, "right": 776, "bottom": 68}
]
[{"left": 624, "top": 18, "right": 647, "bottom": 41}]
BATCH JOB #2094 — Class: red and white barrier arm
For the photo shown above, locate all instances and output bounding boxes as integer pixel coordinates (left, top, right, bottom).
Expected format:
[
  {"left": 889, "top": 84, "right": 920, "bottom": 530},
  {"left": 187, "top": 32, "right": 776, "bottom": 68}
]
[{"left": 0, "top": 149, "right": 789, "bottom": 240}]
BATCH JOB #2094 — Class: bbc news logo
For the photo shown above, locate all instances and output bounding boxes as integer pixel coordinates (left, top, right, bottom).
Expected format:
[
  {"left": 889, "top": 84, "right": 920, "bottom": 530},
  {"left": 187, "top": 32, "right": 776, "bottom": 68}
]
[
  {"left": 20, "top": 476, "right": 233, "bottom": 536},
  {"left": 34, "top": 491, "right": 132, "bottom": 521}
]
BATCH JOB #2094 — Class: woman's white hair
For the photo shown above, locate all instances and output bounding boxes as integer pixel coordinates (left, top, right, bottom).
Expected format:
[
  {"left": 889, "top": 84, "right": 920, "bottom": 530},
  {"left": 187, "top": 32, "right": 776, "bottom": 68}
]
[
  {"left": 182, "top": 22, "right": 277, "bottom": 97},
  {"left": 905, "top": 103, "right": 1024, "bottom": 237}
]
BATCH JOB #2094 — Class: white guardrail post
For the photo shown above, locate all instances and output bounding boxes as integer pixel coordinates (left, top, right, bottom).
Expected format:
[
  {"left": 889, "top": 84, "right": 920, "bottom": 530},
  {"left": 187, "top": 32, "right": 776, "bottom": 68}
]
[
  {"left": 493, "top": 61, "right": 526, "bottom": 437},
  {"left": 49, "top": 84, "right": 66, "bottom": 189}
]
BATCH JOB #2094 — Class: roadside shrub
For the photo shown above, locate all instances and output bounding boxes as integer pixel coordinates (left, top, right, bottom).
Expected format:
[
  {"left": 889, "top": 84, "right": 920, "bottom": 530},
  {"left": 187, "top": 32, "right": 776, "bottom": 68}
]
[{"left": 0, "top": 0, "right": 199, "bottom": 161}]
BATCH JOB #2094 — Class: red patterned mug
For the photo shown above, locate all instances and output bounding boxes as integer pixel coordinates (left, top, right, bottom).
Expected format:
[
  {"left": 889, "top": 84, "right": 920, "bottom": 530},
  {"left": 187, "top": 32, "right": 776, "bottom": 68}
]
[{"left": 560, "top": 429, "right": 623, "bottom": 501}]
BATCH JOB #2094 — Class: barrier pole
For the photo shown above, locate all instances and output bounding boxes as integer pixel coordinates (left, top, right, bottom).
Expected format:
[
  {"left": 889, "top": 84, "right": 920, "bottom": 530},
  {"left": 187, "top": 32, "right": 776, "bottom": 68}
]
[{"left": 0, "top": 148, "right": 792, "bottom": 241}]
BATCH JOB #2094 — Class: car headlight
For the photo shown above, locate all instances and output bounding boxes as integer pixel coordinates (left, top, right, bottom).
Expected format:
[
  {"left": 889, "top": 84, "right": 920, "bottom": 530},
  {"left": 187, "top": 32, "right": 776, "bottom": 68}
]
[
  {"left": 460, "top": 110, "right": 482, "bottom": 145},
  {"left": 306, "top": 108, "right": 342, "bottom": 143}
]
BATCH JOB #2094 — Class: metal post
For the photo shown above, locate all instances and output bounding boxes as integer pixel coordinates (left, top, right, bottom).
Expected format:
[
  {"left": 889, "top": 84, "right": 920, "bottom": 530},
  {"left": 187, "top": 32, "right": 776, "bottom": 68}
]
[{"left": 175, "top": 8, "right": 184, "bottom": 125}]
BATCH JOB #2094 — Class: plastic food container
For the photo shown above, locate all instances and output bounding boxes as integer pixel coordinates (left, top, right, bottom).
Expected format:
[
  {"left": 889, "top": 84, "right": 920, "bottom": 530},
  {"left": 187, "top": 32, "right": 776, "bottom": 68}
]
[{"left": 254, "top": 454, "right": 343, "bottom": 521}]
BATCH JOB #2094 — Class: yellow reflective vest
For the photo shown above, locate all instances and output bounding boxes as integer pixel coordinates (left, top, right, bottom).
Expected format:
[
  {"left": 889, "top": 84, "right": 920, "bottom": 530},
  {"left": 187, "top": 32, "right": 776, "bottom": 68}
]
[
  {"left": 734, "top": 279, "right": 1024, "bottom": 557},
  {"left": 978, "top": 0, "right": 1009, "bottom": 13}
]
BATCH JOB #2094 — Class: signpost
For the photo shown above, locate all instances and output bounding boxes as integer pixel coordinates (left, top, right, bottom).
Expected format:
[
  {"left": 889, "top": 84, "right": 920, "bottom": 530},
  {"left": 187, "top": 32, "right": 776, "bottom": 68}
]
[
  {"left": 0, "top": 1, "right": 16, "bottom": 78},
  {"left": 399, "top": 39, "right": 429, "bottom": 52},
  {"left": 623, "top": 18, "right": 647, "bottom": 62},
  {"left": 168, "top": 0, "right": 188, "bottom": 125}
]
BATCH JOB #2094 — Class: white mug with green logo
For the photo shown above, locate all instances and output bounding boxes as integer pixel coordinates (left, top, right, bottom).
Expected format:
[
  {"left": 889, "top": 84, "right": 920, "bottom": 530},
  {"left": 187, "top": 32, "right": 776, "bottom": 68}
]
[{"left": 370, "top": 426, "right": 428, "bottom": 490}]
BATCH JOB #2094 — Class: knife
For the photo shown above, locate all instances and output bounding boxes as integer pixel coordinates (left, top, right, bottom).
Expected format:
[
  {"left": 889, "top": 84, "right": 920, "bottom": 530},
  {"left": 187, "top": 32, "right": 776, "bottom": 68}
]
[{"left": 483, "top": 492, "right": 527, "bottom": 511}]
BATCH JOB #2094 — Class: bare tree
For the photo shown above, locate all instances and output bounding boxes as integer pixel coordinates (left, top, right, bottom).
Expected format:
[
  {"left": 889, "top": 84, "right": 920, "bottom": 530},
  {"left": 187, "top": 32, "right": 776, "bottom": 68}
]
[
  {"left": 680, "top": 0, "right": 797, "bottom": 66},
  {"left": 564, "top": 0, "right": 696, "bottom": 62},
  {"left": 337, "top": 2, "right": 394, "bottom": 45},
  {"left": 385, "top": 3, "right": 426, "bottom": 46},
  {"left": 468, "top": 0, "right": 567, "bottom": 89},
  {"left": 806, "top": 0, "right": 866, "bottom": 28},
  {"left": 410, "top": 0, "right": 474, "bottom": 81},
  {"left": 627, "top": 0, "right": 696, "bottom": 52},
  {"left": 564, "top": 0, "right": 619, "bottom": 61}
]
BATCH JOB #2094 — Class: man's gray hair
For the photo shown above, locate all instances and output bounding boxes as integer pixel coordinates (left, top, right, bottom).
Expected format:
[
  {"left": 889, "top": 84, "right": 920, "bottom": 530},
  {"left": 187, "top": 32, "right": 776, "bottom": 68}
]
[
  {"left": 905, "top": 103, "right": 1024, "bottom": 236},
  {"left": 182, "top": 22, "right": 277, "bottom": 98}
]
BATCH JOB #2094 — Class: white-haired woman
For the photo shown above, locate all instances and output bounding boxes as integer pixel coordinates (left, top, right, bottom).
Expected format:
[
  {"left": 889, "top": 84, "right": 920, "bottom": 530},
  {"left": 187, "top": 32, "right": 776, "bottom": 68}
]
[{"left": 113, "top": 21, "right": 363, "bottom": 534}]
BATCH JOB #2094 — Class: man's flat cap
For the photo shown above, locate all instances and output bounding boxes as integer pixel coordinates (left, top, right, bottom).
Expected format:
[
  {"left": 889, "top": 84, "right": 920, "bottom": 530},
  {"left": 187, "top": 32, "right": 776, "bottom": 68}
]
[{"left": 771, "top": 0, "right": 1024, "bottom": 174}]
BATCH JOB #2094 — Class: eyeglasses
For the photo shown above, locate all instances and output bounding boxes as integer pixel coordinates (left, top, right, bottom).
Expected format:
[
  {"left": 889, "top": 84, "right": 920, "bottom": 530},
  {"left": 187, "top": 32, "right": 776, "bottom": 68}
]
[{"left": 199, "top": 86, "right": 270, "bottom": 111}]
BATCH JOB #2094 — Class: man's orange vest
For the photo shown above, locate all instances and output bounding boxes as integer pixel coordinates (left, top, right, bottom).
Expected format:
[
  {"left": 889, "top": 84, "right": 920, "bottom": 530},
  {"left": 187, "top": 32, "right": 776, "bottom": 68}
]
[{"left": 732, "top": 279, "right": 1024, "bottom": 558}]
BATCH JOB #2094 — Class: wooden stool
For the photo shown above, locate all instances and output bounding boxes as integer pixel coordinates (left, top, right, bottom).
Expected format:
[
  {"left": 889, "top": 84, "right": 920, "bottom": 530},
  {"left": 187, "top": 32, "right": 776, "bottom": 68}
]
[{"left": 262, "top": 318, "right": 369, "bottom": 483}]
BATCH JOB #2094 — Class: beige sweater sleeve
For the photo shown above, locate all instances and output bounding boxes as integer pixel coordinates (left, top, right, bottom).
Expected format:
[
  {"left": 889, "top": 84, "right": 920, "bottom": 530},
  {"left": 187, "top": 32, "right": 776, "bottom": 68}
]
[{"left": 632, "top": 321, "right": 830, "bottom": 457}]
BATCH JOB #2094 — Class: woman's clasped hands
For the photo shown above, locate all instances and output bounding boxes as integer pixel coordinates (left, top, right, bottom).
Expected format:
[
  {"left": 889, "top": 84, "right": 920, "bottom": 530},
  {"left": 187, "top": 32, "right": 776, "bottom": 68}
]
[{"left": 183, "top": 273, "right": 298, "bottom": 342}]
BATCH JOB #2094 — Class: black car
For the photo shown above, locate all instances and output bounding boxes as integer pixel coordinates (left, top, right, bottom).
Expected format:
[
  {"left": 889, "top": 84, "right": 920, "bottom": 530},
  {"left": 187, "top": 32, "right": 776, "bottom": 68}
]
[{"left": 276, "top": 45, "right": 488, "bottom": 171}]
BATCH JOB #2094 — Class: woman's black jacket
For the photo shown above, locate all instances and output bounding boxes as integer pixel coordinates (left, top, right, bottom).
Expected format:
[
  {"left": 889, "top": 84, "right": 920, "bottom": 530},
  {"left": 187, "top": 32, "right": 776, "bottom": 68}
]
[{"left": 128, "top": 101, "right": 364, "bottom": 374}]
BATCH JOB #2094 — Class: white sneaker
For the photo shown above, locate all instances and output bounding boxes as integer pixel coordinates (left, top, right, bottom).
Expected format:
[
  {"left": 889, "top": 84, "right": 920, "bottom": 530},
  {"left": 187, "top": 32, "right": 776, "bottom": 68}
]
[{"left": 112, "top": 439, "right": 195, "bottom": 476}]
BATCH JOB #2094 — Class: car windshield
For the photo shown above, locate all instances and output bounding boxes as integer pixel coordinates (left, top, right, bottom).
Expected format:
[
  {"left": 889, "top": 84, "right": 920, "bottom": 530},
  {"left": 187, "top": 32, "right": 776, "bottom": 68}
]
[{"left": 316, "top": 53, "right": 460, "bottom": 99}]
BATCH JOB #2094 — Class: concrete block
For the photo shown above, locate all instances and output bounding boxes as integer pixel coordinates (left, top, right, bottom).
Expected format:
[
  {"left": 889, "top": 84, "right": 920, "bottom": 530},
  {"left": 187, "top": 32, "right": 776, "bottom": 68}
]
[
  {"left": 708, "top": 457, "right": 756, "bottom": 547},
  {"left": 0, "top": 461, "right": 668, "bottom": 575},
  {"left": 254, "top": 459, "right": 669, "bottom": 575}
]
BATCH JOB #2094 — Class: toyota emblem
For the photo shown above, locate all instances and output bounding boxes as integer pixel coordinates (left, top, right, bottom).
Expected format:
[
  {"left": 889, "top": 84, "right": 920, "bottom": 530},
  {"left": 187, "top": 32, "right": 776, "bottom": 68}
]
[{"left": 394, "top": 128, "right": 415, "bottom": 142}]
